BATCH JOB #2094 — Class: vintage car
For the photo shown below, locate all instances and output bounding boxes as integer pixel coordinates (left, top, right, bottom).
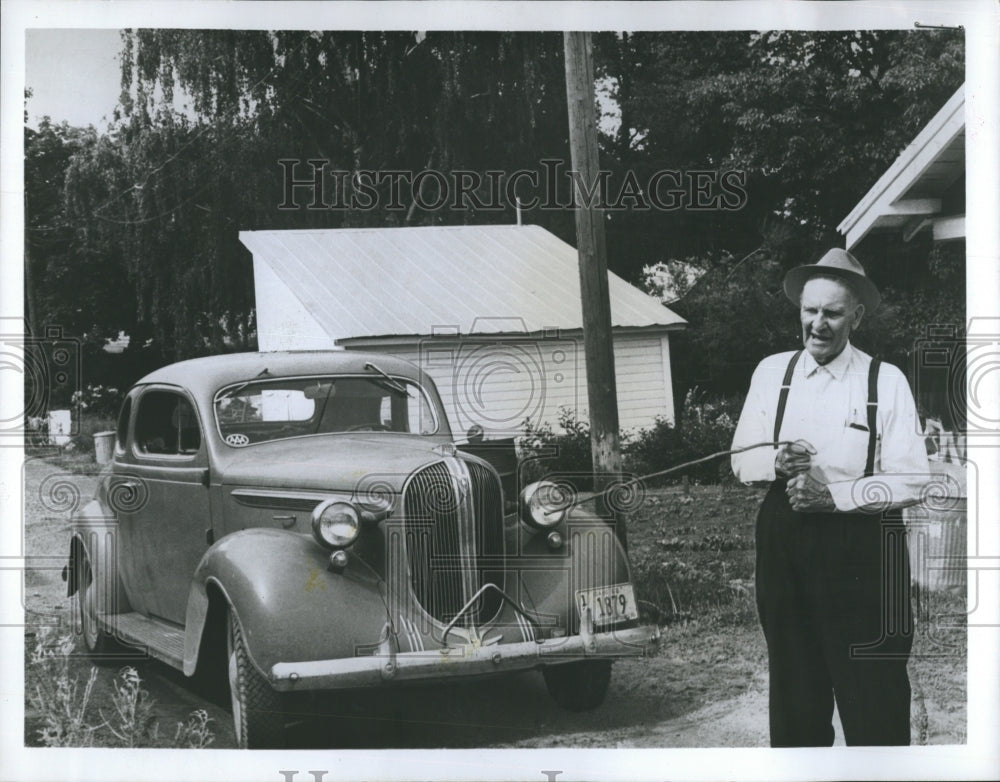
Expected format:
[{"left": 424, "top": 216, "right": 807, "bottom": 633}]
[{"left": 65, "top": 351, "right": 659, "bottom": 747}]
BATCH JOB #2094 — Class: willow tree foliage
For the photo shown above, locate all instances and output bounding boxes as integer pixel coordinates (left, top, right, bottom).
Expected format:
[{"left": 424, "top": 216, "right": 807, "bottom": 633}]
[{"left": 64, "top": 30, "right": 573, "bottom": 359}]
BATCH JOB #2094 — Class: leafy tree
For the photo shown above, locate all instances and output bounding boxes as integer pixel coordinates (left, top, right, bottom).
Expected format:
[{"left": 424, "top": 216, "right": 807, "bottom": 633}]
[
  {"left": 599, "top": 29, "right": 964, "bottom": 402},
  {"left": 25, "top": 117, "right": 133, "bottom": 343}
]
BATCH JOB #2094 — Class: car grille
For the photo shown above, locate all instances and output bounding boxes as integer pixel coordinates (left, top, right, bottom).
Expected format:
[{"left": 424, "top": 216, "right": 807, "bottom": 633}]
[{"left": 402, "top": 459, "right": 504, "bottom": 626}]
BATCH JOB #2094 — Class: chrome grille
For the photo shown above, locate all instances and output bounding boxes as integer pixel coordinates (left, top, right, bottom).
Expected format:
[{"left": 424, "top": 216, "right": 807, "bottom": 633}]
[
  {"left": 468, "top": 460, "right": 504, "bottom": 622},
  {"left": 402, "top": 459, "right": 504, "bottom": 625}
]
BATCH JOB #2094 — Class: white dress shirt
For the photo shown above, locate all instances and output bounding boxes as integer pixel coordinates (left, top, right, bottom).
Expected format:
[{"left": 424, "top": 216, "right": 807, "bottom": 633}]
[{"left": 731, "top": 342, "right": 930, "bottom": 512}]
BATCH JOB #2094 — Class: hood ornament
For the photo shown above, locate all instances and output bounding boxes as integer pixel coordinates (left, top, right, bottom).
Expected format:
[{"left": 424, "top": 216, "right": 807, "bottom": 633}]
[{"left": 434, "top": 442, "right": 458, "bottom": 458}]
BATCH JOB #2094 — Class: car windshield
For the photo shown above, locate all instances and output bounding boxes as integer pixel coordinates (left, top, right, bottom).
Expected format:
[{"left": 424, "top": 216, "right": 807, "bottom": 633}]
[{"left": 214, "top": 375, "right": 439, "bottom": 446}]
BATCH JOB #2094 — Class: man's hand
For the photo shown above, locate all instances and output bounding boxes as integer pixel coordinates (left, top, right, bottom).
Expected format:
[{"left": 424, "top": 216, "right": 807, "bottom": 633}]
[
  {"left": 775, "top": 439, "right": 817, "bottom": 478},
  {"left": 786, "top": 472, "right": 835, "bottom": 512}
]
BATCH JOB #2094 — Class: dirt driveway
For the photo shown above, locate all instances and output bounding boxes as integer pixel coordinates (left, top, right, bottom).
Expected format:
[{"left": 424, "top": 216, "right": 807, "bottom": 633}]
[{"left": 20, "top": 456, "right": 964, "bottom": 749}]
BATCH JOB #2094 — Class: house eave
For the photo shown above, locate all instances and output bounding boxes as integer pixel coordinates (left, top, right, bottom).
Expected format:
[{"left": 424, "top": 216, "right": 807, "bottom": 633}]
[{"left": 837, "top": 84, "right": 965, "bottom": 250}]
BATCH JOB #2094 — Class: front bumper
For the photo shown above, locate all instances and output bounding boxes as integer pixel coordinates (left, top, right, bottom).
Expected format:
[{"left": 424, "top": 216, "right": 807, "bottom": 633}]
[{"left": 269, "top": 623, "right": 660, "bottom": 691}]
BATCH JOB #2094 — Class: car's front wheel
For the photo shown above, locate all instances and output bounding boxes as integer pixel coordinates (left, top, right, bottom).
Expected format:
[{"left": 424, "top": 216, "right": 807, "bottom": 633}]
[
  {"left": 542, "top": 660, "right": 612, "bottom": 711},
  {"left": 75, "top": 554, "right": 114, "bottom": 654},
  {"left": 227, "top": 607, "right": 285, "bottom": 748}
]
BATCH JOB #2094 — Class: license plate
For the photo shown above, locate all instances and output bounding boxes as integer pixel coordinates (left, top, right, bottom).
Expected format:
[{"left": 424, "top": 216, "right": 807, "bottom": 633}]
[{"left": 575, "top": 583, "right": 638, "bottom": 626}]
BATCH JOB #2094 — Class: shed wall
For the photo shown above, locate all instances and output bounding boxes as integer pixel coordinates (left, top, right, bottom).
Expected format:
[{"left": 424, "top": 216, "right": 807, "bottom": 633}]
[
  {"left": 254, "top": 259, "right": 337, "bottom": 351},
  {"left": 350, "top": 333, "right": 674, "bottom": 437}
]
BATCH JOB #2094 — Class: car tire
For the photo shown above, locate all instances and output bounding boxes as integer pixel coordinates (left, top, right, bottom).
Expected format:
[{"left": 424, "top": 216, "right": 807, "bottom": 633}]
[
  {"left": 542, "top": 660, "right": 612, "bottom": 711},
  {"left": 227, "top": 607, "right": 285, "bottom": 749},
  {"left": 76, "top": 555, "right": 114, "bottom": 654}
]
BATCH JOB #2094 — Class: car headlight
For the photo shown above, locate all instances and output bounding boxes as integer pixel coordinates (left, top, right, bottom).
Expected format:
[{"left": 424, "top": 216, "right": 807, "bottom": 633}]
[
  {"left": 311, "top": 500, "right": 360, "bottom": 549},
  {"left": 519, "top": 481, "right": 569, "bottom": 530}
]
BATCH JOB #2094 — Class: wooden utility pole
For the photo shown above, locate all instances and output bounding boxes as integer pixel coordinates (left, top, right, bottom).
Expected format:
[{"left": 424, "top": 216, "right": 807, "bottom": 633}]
[{"left": 563, "top": 31, "right": 626, "bottom": 551}]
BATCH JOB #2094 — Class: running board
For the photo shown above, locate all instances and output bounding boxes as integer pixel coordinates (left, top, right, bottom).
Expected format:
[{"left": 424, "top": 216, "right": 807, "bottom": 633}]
[{"left": 99, "top": 612, "right": 186, "bottom": 670}]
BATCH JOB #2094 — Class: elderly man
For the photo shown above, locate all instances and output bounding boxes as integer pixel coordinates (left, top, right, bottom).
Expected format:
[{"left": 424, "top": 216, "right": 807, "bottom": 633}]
[{"left": 731, "top": 248, "right": 929, "bottom": 747}]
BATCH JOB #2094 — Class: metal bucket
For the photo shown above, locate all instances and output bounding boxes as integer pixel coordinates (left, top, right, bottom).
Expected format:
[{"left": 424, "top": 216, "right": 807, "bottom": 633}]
[
  {"left": 905, "top": 461, "right": 966, "bottom": 593},
  {"left": 93, "top": 430, "right": 116, "bottom": 465}
]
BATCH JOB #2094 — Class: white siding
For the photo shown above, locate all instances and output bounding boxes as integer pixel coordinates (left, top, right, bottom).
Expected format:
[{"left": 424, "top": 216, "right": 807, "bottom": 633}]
[
  {"left": 254, "top": 259, "right": 337, "bottom": 352},
  {"left": 355, "top": 332, "right": 675, "bottom": 438}
]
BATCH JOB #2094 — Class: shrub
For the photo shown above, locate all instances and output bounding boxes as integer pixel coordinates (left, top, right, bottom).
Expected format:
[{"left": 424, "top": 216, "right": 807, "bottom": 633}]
[
  {"left": 518, "top": 408, "right": 608, "bottom": 491},
  {"left": 517, "top": 390, "right": 743, "bottom": 491},
  {"left": 69, "top": 412, "right": 118, "bottom": 456},
  {"left": 627, "top": 388, "right": 742, "bottom": 484},
  {"left": 25, "top": 416, "right": 50, "bottom": 452},
  {"left": 71, "top": 384, "right": 124, "bottom": 419}
]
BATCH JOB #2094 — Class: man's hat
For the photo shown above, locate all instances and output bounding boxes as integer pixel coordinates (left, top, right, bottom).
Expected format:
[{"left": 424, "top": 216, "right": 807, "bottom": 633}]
[{"left": 783, "top": 248, "right": 880, "bottom": 311}]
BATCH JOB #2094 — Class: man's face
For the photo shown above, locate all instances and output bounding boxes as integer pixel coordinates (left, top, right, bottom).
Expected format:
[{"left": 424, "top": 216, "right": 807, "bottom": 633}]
[{"left": 799, "top": 277, "right": 864, "bottom": 364}]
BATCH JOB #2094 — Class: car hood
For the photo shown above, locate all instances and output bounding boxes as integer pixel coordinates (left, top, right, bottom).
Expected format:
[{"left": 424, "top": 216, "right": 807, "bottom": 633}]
[{"left": 217, "top": 434, "right": 454, "bottom": 493}]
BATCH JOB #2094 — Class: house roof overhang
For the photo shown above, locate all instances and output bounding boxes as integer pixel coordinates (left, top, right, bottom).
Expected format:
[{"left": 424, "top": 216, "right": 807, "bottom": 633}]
[{"left": 838, "top": 85, "right": 965, "bottom": 250}]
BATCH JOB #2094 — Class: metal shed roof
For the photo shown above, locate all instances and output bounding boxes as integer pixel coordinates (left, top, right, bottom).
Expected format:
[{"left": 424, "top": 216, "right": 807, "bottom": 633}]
[{"left": 240, "top": 224, "right": 685, "bottom": 340}]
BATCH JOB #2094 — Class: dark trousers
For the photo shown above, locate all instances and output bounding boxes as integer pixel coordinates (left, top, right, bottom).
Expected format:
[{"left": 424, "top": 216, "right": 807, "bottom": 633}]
[{"left": 755, "top": 482, "right": 913, "bottom": 747}]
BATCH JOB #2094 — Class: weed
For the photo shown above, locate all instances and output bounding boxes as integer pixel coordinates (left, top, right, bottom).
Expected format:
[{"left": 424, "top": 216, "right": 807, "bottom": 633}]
[
  {"left": 174, "top": 709, "right": 215, "bottom": 749},
  {"left": 27, "top": 628, "right": 100, "bottom": 747},
  {"left": 103, "top": 666, "right": 158, "bottom": 747}
]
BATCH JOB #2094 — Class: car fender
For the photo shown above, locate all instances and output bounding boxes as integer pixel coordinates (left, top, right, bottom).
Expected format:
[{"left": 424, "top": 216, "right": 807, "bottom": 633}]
[
  {"left": 65, "top": 498, "right": 132, "bottom": 615},
  {"left": 512, "top": 510, "right": 632, "bottom": 634},
  {"left": 183, "top": 528, "right": 389, "bottom": 677}
]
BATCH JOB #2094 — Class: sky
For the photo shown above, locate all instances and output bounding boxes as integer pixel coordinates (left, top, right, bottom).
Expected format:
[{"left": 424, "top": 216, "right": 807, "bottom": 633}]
[{"left": 25, "top": 29, "right": 125, "bottom": 129}]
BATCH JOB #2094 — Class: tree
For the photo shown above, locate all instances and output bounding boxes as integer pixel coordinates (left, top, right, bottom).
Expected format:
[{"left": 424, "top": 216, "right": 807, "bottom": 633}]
[
  {"left": 597, "top": 29, "right": 964, "bottom": 402},
  {"left": 37, "top": 28, "right": 963, "bottom": 379},
  {"left": 58, "top": 31, "right": 580, "bottom": 360},
  {"left": 25, "top": 117, "right": 133, "bottom": 343}
]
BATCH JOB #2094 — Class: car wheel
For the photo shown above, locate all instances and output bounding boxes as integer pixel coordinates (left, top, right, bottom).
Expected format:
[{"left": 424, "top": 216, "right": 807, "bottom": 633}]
[
  {"left": 542, "top": 660, "right": 612, "bottom": 711},
  {"left": 76, "top": 555, "right": 113, "bottom": 654},
  {"left": 227, "top": 607, "right": 285, "bottom": 749}
]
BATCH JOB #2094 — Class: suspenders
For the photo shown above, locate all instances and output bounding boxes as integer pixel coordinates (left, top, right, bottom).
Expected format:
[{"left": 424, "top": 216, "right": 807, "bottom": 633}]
[
  {"left": 865, "top": 358, "right": 882, "bottom": 477},
  {"left": 774, "top": 350, "right": 803, "bottom": 446},
  {"left": 773, "top": 350, "right": 881, "bottom": 477}
]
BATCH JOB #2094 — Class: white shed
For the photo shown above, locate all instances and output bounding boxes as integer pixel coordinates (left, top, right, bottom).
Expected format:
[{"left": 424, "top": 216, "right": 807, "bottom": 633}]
[{"left": 240, "top": 224, "right": 686, "bottom": 438}]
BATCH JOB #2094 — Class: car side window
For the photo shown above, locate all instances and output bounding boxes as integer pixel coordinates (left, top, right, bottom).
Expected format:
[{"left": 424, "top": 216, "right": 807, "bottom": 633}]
[{"left": 134, "top": 390, "right": 201, "bottom": 456}]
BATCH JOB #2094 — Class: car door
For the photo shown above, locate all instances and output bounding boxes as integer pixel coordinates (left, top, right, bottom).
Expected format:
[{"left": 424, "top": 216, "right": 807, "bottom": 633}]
[{"left": 123, "top": 385, "right": 212, "bottom": 625}]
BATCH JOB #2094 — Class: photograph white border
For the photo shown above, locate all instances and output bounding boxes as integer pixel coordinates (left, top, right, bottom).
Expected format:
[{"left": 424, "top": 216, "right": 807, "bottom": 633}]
[{"left": 2, "top": 2, "right": 997, "bottom": 780}]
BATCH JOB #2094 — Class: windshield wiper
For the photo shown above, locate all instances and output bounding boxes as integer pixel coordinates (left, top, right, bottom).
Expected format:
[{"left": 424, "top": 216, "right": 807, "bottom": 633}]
[
  {"left": 363, "top": 362, "right": 412, "bottom": 397},
  {"left": 218, "top": 367, "right": 271, "bottom": 400}
]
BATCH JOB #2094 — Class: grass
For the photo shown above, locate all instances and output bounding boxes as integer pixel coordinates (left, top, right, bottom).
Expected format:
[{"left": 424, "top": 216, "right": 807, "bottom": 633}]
[{"left": 625, "top": 482, "right": 762, "bottom": 625}]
